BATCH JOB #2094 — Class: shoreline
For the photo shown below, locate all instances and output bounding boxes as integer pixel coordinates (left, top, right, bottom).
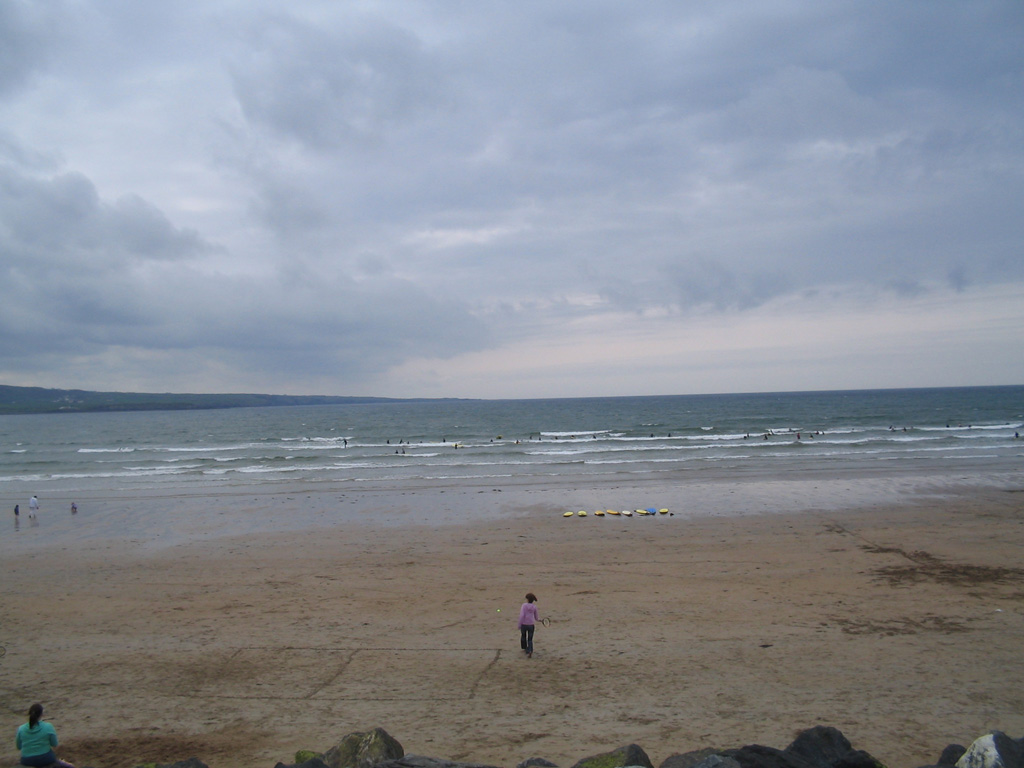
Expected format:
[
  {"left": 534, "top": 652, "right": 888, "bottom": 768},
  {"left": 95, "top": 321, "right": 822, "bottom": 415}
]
[
  {"left": 2, "top": 480, "right": 1024, "bottom": 768},
  {"left": 4, "top": 465, "right": 1021, "bottom": 552}
]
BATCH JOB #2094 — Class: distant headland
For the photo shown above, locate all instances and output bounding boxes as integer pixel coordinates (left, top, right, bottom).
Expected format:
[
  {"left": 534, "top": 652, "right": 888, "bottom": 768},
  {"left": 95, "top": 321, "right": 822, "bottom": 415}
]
[{"left": 0, "top": 384, "right": 451, "bottom": 415}]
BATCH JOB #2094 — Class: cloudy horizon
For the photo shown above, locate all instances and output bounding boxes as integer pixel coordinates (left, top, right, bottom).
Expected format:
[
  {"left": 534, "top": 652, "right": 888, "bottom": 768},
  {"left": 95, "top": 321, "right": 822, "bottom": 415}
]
[{"left": 2, "top": 1, "right": 1022, "bottom": 399}]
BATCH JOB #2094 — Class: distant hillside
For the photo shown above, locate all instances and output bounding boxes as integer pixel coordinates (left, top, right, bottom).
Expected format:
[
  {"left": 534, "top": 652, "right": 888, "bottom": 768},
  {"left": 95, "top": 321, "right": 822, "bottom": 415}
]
[{"left": 0, "top": 385, "right": 413, "bottom": 415}]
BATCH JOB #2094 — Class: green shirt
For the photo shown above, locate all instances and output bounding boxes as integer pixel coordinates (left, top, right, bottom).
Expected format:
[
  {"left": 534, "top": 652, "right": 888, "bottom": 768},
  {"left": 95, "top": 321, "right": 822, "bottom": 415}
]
[{"left": 16, "top": 721, "right": 58, "bottom": 757}]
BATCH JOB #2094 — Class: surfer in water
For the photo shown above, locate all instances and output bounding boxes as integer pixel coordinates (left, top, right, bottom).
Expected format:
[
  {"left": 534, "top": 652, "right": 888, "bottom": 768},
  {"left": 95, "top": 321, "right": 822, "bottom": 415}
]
[{"left": 518, "top": 592, "right": 541, "bottom": 658}]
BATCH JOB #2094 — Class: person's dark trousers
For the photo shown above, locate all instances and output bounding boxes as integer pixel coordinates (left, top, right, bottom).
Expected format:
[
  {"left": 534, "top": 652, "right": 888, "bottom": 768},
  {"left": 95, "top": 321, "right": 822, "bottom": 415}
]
[{"left": 520, "top": 624, "right": 534, "bottom": 654}]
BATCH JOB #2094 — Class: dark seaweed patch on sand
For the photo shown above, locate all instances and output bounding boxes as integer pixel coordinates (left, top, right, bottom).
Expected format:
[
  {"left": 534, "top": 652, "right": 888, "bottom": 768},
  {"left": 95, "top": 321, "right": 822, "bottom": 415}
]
[
  {"left": 833, "top": 614, "right": 973, "bottom": 636},
  {"left": 861, "top": 545, "right": 1024, "bottom": 588}
]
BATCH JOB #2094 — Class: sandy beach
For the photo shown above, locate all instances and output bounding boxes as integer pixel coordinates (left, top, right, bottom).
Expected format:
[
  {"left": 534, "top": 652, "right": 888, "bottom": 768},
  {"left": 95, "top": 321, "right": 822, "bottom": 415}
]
[{"left": 2, "top": 480, "right": 1024, "bottom": 768}]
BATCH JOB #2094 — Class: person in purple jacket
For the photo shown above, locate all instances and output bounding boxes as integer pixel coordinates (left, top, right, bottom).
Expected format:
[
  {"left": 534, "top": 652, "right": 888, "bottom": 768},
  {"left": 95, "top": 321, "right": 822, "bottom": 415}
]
[{"left": 518, "top": 592, "right": 541, "bottom": 658}]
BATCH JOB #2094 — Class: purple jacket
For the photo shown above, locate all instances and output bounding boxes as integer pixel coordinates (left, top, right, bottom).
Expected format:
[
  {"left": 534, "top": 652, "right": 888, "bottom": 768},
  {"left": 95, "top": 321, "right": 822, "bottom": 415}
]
[{"left": 518, "top": 602, "right": 539, "bottom": 627}]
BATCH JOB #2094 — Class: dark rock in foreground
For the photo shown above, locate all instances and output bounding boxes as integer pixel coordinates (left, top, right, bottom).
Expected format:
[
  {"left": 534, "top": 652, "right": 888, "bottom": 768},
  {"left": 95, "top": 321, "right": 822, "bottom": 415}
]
[
  {"left": 326, "top": 728, "right": 406, "bottom": 768},
  {"left": 140, "top": 724, "right": 1024, "bottom": 768},
  {"left": 276, "top": 728, "right": 404, "bottom": 768},
  {"left": 785, "top": 726, "right": 884, "bottom": 768},
  {"left": 688, "top": 755, "right": 742, "bottom": 768},
  {"left": 659, "top": 748, "right": 724, "bottom": 768},
  {"left": 518, "top": 759, "right": 559, "bottom": 768},
  {"left": 720, "top": 744, "right": 816, "bottom": 768},
  {"left": 785, "top": 727, "right": 857, "bottom": 768},
  {"left": 913, "top": 743, "right": 968, "bottom": 768},
  {"left": 377, "top": 756, "right": 503, "bottom": 768},
  {"left": 938, "top": 745, "right": 968, "bottom": 766},
  {"left": 570, "top": 743, "right": 654, "bottom": 768}
]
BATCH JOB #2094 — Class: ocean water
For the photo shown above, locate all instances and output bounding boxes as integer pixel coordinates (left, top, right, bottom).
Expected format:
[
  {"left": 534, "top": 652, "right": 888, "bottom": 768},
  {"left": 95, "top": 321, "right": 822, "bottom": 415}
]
[{"left": 2, "top": 386, "right": 1021, "bottom": 500}]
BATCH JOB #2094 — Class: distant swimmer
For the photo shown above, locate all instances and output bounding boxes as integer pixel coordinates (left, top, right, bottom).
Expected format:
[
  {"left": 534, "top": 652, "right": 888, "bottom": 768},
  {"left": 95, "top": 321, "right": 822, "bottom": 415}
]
[{"left": 70, "top": 502, "right": 77, "bottom": 514}]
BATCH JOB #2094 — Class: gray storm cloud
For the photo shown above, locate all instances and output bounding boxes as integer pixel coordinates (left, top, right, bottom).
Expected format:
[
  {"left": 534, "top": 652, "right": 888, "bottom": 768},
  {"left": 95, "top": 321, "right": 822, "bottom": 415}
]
[{"left": 1, "top": 1, "right": 1022, "bottom": 395}]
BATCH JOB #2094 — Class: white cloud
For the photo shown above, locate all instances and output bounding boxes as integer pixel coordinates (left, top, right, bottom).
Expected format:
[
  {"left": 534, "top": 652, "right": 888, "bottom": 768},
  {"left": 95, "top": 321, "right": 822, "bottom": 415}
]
[{"left": 385, "top": 283, "right": 1024, "bottom": 398}]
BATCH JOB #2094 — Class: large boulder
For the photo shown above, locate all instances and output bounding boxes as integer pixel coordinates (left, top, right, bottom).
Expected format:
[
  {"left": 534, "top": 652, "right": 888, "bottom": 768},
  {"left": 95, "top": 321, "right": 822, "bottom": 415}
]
[
  {"left": 956, "top": 733, "right": 1024, "bottom": 768},
  {"left": 784, "top": 727, "right": 885, "bottom": 768},
  {"left": 786, "top": 727, "right": 855, "bottom": 768},
  {"left": 324, "top": 728, "right": 406, "bottom": 768},
  {"left": 376, "top": 757, "right": 502, "bottom": 768},
  {"left": 518, "top": 759, "right": 559, "bottom": 768},
  {"left": 659, "top": 749, "right": 725, "bottom": 768},
  {"left": 570, "top": 744, "right": 654, "bottom": 768},
  {"left": 831, "top": 752, "right": 885, "bottom": 768},
  {"left": 720, "top": 744, "right": 816, "bottom": 768},
  {"left": 940, "top": 746, "right": 969, "bottom": 766},
  {"left": 690, "top": 756, "right": 743, "bottom": 768},
  {"left": 917, "top": 747, "right": 968, "bottom": 768}
]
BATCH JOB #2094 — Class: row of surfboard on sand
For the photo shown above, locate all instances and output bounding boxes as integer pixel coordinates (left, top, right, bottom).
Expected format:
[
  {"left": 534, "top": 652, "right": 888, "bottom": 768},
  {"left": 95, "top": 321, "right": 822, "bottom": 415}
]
[{"left": 564, "top": 508, "right": 671, "bottom": 517}]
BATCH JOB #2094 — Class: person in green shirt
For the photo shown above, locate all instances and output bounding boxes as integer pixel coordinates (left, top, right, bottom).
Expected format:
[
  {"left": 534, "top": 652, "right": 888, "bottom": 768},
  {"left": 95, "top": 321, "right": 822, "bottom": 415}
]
[{"left": 15, "top": 704, "right": 75, "bottom": 768}]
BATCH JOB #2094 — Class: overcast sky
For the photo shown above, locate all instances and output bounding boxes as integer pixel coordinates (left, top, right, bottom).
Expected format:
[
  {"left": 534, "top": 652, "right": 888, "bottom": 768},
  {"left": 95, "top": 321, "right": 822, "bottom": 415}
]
[{"left": 2, "top": 1, "right": 1022, "bottom": 399}]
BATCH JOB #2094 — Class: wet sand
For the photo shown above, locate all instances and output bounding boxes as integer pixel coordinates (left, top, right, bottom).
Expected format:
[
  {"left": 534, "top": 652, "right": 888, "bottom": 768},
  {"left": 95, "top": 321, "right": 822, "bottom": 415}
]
[{"left": 2, "top": 482, "right": 1024, "bottom": 768}]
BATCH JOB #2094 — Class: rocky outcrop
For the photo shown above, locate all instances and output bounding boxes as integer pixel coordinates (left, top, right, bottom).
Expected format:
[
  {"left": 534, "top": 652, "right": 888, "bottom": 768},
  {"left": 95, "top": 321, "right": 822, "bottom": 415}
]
[
  {"left": 518, "top": 759, "right": 559, "bottom": 768},
  {"left": 955, "top": 732, "right": 1024, "bottom": 768},
  {"left": 784, "top": 726, "right": 884, "bottom": 768},
  {"left": 275, "top": 727, "right": 405, "bottom": 768},
  {"left": 570, "top": 743, "right": 654, "bottom": 768},
  {"left": 326, "top": 728, "right": 407, "bottom": 768},
  {"left": 377, "top": 756, "right": 503, "bottom": 768},
  {"left": 136, "top": 725, "right": 1024, "bottom": 768},
  {"left": 690, "top": 756, "right": 742, "bottom": 768},
  {"left": 719, "top": 744, "right": 816, "bottom": 768},
  {"left": 668, "top": 725, "right": 884, "bottom": 768},
  {"left": 937, "top": 746, "right": 969, "bottom": 767},
  {"left": 659, "top": 748, "right": 725, "bottom": 768}
]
